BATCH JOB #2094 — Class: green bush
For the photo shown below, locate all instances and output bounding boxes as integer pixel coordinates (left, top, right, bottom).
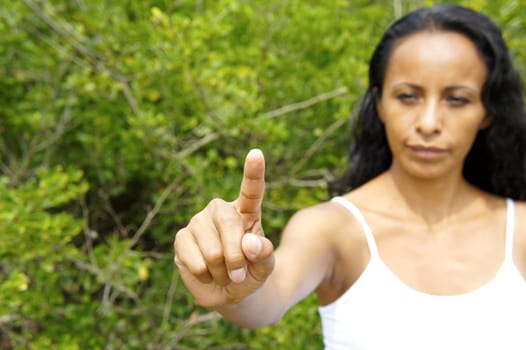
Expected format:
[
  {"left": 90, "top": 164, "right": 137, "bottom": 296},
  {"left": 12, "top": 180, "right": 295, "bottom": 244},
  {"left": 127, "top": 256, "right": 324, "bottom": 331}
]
[{"left": 0, "top": 0, "right": 524, "bottom": 348}]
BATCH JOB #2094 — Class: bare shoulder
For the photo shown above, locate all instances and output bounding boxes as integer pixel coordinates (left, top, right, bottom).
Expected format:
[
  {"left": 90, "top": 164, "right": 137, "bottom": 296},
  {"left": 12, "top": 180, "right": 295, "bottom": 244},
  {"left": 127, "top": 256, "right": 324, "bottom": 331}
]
[
  {"left": 280, "top": 198, "right": 365, "bottom": 247},
  {"left": 265, "top": 200, "right": 361, "bottom": 304},
  {"left": 513, "top": 200, "right": 526, "bottom": 275},
  {"left": 514, "top": 200, "right": 526, "bottom": 243},
  {"left": 274, "top": 197, "right": 372, "bottom": 305},
  {"left": 513, "top": 199, "right": 526, "bottom": 216},
  {"left": 515, "top": 201, "right": 526, "bottom": 243}
]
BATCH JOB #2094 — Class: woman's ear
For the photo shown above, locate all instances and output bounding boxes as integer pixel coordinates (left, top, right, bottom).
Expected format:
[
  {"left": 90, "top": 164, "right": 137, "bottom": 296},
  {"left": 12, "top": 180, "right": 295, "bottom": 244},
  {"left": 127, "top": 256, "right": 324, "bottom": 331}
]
[{"left": 479, "top": 114, "right": 493, "bottom": 129}]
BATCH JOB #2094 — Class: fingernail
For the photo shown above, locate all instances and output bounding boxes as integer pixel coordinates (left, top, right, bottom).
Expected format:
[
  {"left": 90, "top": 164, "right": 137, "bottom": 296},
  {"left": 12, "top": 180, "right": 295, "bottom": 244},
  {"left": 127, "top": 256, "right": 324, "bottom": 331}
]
[
  {"left": 247, "top": 149, "right": 262, "bottom": 158},
  {"left": 242, "top": 233, "right": 262, "bottom": 260},
  {"left": 251, "top": 235, "right": 262, "bottom": 257},
  {"left": 229, "top": 267, "right": 246, "bottom": 283}
]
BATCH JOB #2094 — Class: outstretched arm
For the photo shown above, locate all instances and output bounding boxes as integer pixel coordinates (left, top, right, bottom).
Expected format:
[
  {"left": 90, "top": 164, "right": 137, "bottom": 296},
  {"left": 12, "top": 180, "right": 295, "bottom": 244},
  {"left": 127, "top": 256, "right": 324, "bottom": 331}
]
[{"left": 174, "top": 149, "right": 335, "bottom": 327}]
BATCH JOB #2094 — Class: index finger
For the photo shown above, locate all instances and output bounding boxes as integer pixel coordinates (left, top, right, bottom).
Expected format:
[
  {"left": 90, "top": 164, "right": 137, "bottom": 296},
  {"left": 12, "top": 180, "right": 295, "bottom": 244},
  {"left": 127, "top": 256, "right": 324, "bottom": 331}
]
[{"left": 236, "top": 149, "right": 265, "bottom": 214}]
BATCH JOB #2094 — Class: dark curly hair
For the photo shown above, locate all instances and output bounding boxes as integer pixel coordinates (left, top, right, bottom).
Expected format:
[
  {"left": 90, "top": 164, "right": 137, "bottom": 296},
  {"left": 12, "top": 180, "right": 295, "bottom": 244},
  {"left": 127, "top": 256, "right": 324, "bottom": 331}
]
[{"left": 330, "top": 4, "right": 526, "bottom": 200}]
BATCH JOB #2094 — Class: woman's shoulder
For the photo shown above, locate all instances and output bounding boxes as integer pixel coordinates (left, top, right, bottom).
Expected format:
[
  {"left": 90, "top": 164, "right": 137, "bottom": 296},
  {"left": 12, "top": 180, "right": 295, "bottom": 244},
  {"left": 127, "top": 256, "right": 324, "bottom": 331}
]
[
  {"left": 285, "top": 198, "right": 362, "bottom": 237},
  {"left": 513, "top": 199, "right": 526, "bottom": 243},
  {"left": 507, "top": 198, "right": 526, "bottom": 235},
  {"left": 513, "top": 198, "right": 526, "bottom": 211},
  {"left": 281, "top": 195, "right": 374, "bottom": 303},
  {"left": 280, "top": 173, "right": 388, "bottom": 247},
  {"left": 510, "top": 199, "right": 526, "bottom": 278},
  {"left": 279, "top": 192, "right": 375, "bottom": 252}
]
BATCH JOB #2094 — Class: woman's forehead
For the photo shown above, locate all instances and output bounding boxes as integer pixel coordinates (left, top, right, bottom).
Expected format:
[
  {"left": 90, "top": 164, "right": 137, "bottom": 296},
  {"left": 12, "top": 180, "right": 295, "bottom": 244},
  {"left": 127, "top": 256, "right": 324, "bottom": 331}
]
[{"left": 383, "top": 31, "right": 487, "bottom": 89}]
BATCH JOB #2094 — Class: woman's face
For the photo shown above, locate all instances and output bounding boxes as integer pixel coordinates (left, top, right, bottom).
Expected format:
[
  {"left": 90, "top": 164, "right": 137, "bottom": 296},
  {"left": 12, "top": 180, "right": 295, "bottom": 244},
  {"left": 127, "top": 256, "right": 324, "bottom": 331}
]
[{"left": 376, "top": 30, "right": 490, "bottom": 181}]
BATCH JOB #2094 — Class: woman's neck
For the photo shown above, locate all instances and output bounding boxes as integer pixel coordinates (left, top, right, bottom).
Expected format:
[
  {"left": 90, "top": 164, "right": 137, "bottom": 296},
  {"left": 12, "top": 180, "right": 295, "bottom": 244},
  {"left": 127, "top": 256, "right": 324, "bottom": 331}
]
[{"left": 383, "top": 166, "right": 480, "bottom": 228}]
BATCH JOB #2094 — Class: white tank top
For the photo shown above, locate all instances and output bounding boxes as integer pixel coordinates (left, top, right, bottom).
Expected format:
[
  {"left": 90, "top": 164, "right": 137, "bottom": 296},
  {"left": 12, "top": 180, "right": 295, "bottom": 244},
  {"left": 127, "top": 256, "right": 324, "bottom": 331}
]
[{"left": 319, "top": 197, "right": 526, "bottom": 350}]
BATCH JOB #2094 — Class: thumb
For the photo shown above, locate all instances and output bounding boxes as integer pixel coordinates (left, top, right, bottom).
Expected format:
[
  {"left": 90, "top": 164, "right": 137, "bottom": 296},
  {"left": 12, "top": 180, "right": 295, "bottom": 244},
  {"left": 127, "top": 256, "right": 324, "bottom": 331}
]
[
  {"left": 242, "top": 233, "right": 275, "bottom": 283},
  {"left": 242, "top": 233, "right": 274, "bottom": 262}
]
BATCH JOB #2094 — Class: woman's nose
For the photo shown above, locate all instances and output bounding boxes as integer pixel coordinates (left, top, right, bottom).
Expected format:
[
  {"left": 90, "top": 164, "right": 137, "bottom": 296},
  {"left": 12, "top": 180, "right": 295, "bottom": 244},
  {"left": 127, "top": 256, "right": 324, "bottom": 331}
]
[{"left": 415, "top": 101, "right": 442, "bottom": 135}]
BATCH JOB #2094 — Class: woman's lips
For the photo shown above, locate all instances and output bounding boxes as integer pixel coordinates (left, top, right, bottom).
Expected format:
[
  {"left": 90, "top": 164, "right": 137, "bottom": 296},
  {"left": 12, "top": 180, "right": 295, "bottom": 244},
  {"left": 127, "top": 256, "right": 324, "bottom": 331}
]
[{"left": 407, "top": 145, "right": 447, "bottom": 160}]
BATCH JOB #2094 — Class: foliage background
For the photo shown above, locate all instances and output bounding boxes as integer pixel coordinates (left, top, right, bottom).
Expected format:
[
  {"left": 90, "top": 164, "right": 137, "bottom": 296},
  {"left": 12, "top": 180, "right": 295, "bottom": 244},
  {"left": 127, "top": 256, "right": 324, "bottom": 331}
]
[{"left": 0, "top": 0, "right": 524, "bottom": 349}]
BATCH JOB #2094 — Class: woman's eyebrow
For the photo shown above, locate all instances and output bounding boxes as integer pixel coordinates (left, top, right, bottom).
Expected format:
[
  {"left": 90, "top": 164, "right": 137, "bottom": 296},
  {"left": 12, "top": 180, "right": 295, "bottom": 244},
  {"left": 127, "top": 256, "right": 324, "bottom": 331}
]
[
  {"left": 444, "top": 85, "right": 480, "bottom": 93},
  {"left": 390, "top": 82, "right": 422, "bottom": 90},
  {"left": 389, "top": 83, "right": 480, "bottom": 94}
]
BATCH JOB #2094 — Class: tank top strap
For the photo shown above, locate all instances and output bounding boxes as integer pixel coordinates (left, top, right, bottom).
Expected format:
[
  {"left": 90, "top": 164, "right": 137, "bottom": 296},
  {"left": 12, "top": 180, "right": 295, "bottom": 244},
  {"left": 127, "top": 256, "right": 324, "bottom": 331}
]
[
  {"left": 505, "top": 198, "right": 515, "bottom": 260},
  {"left": 331, "top": 196, "right": 379, "bottom": 258}
]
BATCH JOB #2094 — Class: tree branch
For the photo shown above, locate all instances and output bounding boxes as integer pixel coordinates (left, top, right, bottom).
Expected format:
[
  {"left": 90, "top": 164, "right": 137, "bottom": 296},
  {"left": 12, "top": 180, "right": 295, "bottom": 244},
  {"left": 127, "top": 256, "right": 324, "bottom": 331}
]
[
  {"left": 173, "top": 132, "right": 221, "bottom": 160},
  {"left": 291, "top": 117, "right": 347, "bottom": 175},
  {"left": 264, "top": 87, "right": 348, "bottom": 119},
  {"left": 128, "top": 180, "right": 178, "bottom": 248}
]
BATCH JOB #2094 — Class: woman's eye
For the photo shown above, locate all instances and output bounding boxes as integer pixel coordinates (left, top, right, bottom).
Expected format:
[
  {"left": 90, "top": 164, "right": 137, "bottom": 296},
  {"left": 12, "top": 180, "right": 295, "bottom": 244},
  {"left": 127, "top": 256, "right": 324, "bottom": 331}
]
[
  {"left": 397, "top": 93, "right": 418, "bottom": 103},
  {"left": 447, "top": 96, "right": 470, "bottom": 105}
]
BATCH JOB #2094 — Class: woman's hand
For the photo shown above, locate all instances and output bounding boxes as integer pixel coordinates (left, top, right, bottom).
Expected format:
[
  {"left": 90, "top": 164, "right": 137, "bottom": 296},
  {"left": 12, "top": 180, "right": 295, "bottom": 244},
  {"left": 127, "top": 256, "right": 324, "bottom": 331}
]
[{"left": 174, "top": 149, "right": 275, "bottom": 307}]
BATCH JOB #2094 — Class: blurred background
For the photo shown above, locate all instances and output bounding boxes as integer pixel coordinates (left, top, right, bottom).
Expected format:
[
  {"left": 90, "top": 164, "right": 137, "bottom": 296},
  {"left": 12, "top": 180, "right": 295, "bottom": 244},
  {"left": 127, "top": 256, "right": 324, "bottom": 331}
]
[{"left": 0, "top": 0, "right": 524, "bottom": 348}]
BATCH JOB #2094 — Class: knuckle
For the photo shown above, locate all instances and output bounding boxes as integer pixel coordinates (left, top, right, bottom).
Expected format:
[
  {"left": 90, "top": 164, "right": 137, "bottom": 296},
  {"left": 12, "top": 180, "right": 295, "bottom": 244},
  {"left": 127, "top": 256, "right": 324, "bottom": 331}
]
[
  {"left": 225, "top": 252, "right": 246, "bottom": 268},
  {"left": 215, "top": 276, "right": 230, "bottom": 287},
  {"left": 187, "top": 262, "right": 211, "bottom": 280},
  {"left": 203, "top": 248, "right": 225, "bottom": 266},
  {"left": 173, "top": 229, "right": 192, "bottom": 256},
  {"left": 174, "top": 228, "right": 187, "bottom": 246},
  {"left": 188, "top": 213, "right": 204, "bottom": 227},
  {"left": 208, "top": 198, "right": 227, "bottom": 211},
  {"left": 173, "top": 254, "right": 183, "bottom": 268},
  {"left": 217, "top": 212, "right": 241, "bottom": 229},
  {"left": 240, "top": 189, "right": 262, "bottom": 201}
]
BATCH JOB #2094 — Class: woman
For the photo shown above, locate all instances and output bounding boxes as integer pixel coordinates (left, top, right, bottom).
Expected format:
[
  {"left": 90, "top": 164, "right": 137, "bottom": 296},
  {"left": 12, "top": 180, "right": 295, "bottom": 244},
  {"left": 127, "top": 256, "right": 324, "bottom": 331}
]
[{"left": 175, "top": 4, "right": 526, "bottom": 349}]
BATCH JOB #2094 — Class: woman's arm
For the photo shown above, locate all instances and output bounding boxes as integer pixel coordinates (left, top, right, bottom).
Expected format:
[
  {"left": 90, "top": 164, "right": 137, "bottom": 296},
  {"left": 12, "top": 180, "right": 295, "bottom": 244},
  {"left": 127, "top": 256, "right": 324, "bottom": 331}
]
[
  {"left": 215, "top": 206, "right": 337, "bottom": 327},
  {"left": 174, "top": 149, "right": 336, "bottom": 327}
]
